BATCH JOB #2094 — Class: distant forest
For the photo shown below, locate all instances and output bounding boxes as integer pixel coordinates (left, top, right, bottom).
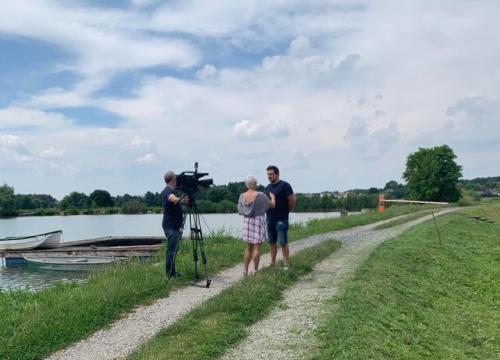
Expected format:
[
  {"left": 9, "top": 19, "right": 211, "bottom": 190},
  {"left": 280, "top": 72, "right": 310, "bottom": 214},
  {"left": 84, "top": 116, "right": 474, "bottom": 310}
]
[{"left": 1, "top": 176, "right": 498, "bottom": 217}]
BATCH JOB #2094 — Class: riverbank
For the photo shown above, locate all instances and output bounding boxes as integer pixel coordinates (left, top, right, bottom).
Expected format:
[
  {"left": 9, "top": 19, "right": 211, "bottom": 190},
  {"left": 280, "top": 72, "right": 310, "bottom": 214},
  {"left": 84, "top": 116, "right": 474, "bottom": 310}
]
[
  {"left": 0, "top": 205, "right": 443, "bottom": 360},
  {"left": 313, "top": 203, "right": 500, "bottom": 359}
]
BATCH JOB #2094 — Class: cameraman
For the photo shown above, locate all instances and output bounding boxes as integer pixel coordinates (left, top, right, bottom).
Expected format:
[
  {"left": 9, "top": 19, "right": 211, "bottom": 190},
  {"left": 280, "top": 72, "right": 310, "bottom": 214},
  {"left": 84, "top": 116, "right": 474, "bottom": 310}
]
[{"left": 161, "top": 170, "right": 188, "bottom": 279}]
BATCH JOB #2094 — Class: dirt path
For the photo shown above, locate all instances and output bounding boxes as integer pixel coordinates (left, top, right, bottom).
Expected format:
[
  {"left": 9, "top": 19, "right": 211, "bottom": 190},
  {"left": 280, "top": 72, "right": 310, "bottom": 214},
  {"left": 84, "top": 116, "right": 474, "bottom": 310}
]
[
  {"left": 221, "top": 209, "right": 457, "bottom": 360},
  {"left": 47, "top": 209, "right": 455, "bottom": 360}
]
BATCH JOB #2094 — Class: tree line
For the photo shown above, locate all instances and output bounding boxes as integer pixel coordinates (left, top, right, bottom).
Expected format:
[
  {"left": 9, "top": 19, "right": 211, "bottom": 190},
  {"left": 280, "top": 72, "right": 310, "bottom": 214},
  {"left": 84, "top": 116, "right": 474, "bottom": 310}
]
[
  {"left": 0, "top": 182, "right": 381, "bottom": 217},
  {"left": 1, "top": 145, "right": 495, "bottom": 217}
]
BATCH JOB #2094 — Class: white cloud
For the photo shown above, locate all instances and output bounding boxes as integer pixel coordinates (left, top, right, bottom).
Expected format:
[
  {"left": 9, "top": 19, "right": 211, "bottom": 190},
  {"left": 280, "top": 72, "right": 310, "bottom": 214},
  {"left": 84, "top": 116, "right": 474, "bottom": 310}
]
[
  {"left": 345, "top": 115, "right": 401, "bottom": 159},
  {"left": 39, "top": 147, "right": 66, "bottom": 159},
  {"left": 0, "top": 134, "right": 32, "bottom": 162},
  {"left": 232, "top": 120, "right": 289, "bottom": 141},
  {"left": 136, "top": 153, "right": 158, "bottom": 164},
  {"left": 126, "top": 136, "right": 155, "bottom": 151},
  {"left": 196, "top": 64, "right": 217, "bottom": 80},
  {"left": 289, "top": 35, "right": 312, "bottom": 57},
  {"left": 130, "top": 0, "right": 160, "bottom": 7},
  {"left": 0, "top": 107, "right": 70, "bottom": 129},
  {"left": 0, "top": 0, "right": 200, "bottom": 104}
]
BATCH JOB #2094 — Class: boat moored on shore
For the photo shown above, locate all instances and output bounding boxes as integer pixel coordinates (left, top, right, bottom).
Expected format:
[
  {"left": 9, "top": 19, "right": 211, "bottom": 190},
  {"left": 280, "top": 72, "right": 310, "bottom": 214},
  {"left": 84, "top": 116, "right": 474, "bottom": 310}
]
[
  {"left": 0, "top": 230, "right": 62, "bottom": 251},
  {"left": 24, "top": 255, "right": 127, "bottom": 271}
]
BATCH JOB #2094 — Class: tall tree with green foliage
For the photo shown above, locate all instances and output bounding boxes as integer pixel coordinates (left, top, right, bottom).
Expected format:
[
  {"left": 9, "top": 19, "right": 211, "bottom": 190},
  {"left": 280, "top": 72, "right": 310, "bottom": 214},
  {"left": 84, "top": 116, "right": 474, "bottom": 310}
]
[
  {"left": 0, "top": 184, "right": 17, "bottom": 216},
  {"left": 89, "top": 189, "right": 114, "bottom": 207},
  {"left": 59, "top": 192, "right": 89, "bottom": 210},
  {"left": 403, "top": 145, "right": 462, "bottom": 202}
]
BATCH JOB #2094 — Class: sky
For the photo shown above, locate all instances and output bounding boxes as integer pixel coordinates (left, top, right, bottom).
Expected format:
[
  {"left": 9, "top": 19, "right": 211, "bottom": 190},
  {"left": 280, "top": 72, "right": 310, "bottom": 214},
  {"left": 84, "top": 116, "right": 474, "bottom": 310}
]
[{"left": 0, "top": 0, "right": 499, "bottom": 199}]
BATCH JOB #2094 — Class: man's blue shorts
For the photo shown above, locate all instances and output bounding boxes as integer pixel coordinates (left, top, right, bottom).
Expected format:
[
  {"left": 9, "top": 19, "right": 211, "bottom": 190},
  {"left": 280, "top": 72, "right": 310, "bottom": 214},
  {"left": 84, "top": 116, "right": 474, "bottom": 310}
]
[{"left": 267, "top": 219, "right": 289, "bottom": 246}]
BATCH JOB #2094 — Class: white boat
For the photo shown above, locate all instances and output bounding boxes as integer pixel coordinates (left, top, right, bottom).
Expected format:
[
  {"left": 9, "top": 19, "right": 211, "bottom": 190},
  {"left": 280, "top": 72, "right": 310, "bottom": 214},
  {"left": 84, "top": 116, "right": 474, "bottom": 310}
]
[
  {"left": 24, "top": 255, "right": 126, "bottom": 271},
  {"left": 0, "top": 230, "right": 62, "bottom": 251}
]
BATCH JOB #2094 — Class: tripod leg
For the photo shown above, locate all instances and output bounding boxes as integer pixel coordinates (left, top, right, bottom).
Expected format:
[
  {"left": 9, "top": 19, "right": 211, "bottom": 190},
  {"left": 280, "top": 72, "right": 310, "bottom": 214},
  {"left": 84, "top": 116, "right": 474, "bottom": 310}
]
[
  {"left": 197, "top": 235, "right": 211, "bottom": 288},
  {"left": 192, "top": 209, "right": 210, "bottom": 288},
  {"left": 184, "top": 202, "right": 211, "bottom": 287},
  {"left": 192, "top": 229, "right": 199, "bottom": 280}
]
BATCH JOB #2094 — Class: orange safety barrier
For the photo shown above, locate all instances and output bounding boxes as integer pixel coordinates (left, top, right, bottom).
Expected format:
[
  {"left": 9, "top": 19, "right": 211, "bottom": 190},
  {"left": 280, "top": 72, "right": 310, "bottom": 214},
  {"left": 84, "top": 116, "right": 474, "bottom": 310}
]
[{"left": 378, "top": 194, "right": 385, "bottom": 213}]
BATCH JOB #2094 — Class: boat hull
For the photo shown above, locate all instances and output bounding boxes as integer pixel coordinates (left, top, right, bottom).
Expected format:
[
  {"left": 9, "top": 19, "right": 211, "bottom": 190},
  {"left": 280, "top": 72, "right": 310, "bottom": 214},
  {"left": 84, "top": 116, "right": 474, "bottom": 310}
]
[
  {"left": 24, "top": 255, "right": 126, "bottom": 271},
  {"left": 0, "top": 231, "right": 62, "bottom": 251}
]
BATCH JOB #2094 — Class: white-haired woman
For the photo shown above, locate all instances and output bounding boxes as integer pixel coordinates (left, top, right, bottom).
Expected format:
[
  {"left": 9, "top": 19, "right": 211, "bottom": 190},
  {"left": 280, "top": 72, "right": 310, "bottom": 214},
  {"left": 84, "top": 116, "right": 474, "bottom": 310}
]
[{"left": 237, "top": 175, "right": 275, "bottom": 276}]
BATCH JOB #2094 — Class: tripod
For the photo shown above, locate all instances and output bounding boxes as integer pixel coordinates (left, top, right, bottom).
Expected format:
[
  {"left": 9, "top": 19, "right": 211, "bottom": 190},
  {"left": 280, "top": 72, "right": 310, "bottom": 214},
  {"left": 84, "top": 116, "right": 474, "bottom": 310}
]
[{"left": 182, "top": 200, "right": 211, "bottom": 288}]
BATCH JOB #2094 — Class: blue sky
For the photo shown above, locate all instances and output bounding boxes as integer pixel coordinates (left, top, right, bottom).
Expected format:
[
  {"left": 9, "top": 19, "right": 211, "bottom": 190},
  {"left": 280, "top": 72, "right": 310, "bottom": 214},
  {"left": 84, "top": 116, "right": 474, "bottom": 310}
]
[{"left": 1, "top": 0, "right": 499, "bottom": 198}]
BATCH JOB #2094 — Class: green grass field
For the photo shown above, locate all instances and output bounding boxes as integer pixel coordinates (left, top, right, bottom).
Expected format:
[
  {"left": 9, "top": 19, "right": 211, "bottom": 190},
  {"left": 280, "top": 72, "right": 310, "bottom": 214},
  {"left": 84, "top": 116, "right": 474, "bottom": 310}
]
[
  {"left": 313, "top": 207, "right": 500, "bottom": 359},
  {"left": 0, "top": 204, "right": 443, "bottom": 360}
]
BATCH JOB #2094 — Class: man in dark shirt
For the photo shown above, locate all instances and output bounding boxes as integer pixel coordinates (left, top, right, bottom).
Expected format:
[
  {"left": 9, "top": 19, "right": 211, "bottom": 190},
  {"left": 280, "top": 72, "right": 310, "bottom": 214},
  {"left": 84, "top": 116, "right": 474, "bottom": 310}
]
[
  {"left": 265, "top": 165, "right": 296, "bottom": 269},
  {"left": 161, "top": 170, "right": 188, "bottom": 279}
]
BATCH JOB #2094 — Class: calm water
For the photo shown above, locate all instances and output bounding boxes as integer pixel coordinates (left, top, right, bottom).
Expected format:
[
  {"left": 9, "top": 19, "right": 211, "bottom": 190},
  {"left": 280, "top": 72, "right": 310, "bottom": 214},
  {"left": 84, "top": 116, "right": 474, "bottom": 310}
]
[{"left": 0, "top": 212, "right": 340, "bottom": 291}]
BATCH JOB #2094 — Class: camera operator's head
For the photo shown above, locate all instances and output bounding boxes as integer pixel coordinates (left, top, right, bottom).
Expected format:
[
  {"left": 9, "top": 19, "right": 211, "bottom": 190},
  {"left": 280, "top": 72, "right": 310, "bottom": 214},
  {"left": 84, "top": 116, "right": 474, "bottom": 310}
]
[
  {"left": 164, "top": 170, "right": 177, "bottom": 188},
  {"left": 245, "top": 175, "right": 257, "bottom": 190},
  {"left": 266, "top": 165, "right": 280, "bottom": 184}
]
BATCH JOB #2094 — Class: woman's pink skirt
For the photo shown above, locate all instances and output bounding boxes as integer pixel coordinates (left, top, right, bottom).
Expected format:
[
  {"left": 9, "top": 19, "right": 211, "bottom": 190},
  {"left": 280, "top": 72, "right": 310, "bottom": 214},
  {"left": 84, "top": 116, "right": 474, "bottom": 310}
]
[{"left": 241, "top": 215, "right": 267, "bottom": 244}]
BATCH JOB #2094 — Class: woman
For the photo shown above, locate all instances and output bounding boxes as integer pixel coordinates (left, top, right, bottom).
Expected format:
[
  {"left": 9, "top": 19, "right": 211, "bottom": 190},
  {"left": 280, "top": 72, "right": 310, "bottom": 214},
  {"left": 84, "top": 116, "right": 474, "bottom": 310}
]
[{"left": 237, "top": 175, "right": 275, "bottom": 276}]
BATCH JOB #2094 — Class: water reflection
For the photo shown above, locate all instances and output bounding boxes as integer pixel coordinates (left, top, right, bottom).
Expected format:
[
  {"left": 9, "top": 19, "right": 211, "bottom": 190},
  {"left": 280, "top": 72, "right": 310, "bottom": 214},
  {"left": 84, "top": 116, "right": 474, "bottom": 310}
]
[{"left": 0, "top": 263, "right": 87, "bottom": 292}]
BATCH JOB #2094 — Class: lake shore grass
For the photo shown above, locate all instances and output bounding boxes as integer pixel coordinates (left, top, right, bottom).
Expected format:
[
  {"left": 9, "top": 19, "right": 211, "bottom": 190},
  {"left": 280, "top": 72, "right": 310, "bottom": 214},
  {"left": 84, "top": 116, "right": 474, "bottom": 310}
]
[
  {"left": 0, "top": 204, "right": 442, "bottom": 360},
  {"left": 127, "top": 239, "right": 341, "bottom": 360},
  {"left": 312, "top": 208, "right": 500, "bottom": 359}
]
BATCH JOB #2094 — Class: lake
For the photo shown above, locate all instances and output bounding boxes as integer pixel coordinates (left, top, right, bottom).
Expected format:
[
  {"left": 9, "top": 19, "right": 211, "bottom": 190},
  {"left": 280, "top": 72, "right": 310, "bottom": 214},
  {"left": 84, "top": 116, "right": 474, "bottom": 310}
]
[{"left": 0, "top": 212, "right": 340, "bottom": 291}]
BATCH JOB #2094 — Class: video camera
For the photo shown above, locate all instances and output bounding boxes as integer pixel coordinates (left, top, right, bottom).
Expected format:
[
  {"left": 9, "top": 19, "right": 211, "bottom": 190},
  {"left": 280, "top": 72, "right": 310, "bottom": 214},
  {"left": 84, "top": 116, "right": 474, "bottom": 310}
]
[{"left": 176, "top": 162, "right": 213, "bottom": 199}]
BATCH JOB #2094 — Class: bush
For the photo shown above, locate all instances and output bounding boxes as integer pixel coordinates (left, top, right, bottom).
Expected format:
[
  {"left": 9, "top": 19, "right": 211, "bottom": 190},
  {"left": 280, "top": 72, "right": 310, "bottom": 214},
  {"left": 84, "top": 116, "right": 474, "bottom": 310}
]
[
  {"left": 63, "top": 208, "right": 80, "bottom": 216},
  {"left": 121, "top": 201, "right": 147, "bottom": 214},
  {"left": 33, "top": 208, "right": 59, "bottom": 216}
]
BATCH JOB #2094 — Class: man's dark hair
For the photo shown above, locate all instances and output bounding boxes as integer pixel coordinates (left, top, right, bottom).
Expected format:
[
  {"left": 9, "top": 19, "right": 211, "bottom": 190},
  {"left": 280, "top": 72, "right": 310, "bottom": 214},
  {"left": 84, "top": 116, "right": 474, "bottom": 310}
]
[{"left": 266, "top": 165, "right": 279, "bottom": 175}]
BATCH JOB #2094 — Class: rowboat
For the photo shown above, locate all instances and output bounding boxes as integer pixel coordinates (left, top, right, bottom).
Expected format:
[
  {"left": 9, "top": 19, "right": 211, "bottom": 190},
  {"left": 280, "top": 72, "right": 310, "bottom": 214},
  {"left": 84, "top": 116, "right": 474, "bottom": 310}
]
[
  {"left": 0, "top": 230, "right": 62, "bottom": 251},
  {"left": 24, "top": 256, "right": 127, "bottom": 271}
]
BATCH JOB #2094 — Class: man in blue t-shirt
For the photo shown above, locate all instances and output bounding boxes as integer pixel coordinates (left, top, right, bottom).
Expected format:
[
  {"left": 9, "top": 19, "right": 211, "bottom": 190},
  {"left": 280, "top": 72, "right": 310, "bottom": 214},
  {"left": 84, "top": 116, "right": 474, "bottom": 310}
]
[
  {"left": 161, "top": 170, "right": 189, "bottom": 279},
  {"left": 265, "top": 165, "right": 296, "bottom": 270}
]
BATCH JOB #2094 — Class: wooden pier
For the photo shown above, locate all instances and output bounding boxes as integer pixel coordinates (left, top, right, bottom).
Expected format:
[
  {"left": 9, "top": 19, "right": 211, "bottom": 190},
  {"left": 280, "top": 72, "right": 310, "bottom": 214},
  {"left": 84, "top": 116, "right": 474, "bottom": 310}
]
[{"left": 0, "top": 236, "right": 164, "bottom": 265}]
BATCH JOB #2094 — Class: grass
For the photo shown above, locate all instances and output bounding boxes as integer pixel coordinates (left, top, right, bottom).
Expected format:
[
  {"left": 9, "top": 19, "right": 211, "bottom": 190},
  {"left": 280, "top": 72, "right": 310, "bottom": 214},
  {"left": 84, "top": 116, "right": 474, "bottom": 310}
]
[
  {"left": 460, "top": 199, "right": 500, "bottom": 224},
  {"left": 0, "top": 204, "right": 434, "bottom": 360},
  {"left": 288, "top": 204, "right": 444, "bottom": 240},
  {"left": 312, "top": 210, "right": 500, "bottom": 359},
  {"left": 128, "top": 239, "right": 341, "bottom": 360},
  {"left": 374, "top": 210, "right": 436, "bottom": 230}
]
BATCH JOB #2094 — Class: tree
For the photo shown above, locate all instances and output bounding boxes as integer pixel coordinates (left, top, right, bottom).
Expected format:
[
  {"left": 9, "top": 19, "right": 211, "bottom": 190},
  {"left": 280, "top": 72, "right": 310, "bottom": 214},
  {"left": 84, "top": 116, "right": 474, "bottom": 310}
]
[
  {"left": 59, "top": 192, "right": 89, "bottom": 210},
  {"left": 144, "top": 191, "right": 161, "bottom": 207},
  {"left": 0, "top": 184, "right": 17, "bottom": 216},
  {"left": 89, "top": 190, "right": 114, "bottom": 208},
  {"left": 383, "top": 180, "right": 406, "bottom": 199},
  {"left": 403, "top": 145, "right": 462, "bottom": 202}
]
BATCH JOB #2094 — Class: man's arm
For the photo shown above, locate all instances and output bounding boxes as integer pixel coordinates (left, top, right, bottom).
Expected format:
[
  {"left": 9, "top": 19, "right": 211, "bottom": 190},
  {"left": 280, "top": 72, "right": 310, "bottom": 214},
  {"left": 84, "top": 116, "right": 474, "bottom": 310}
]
[
  {"left": 168, "top": 193, "right": 189, "bottom": 205},
  {"left": 287, "top": 194, "right": 296, "bottom": 212}
]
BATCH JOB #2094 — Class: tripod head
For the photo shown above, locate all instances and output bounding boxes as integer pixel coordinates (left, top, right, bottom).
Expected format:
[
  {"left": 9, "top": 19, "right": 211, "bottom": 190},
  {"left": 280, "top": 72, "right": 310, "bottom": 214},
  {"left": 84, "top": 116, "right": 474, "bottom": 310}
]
[{"left": 176, "top": 162, "right": 213, "bottom": 204}]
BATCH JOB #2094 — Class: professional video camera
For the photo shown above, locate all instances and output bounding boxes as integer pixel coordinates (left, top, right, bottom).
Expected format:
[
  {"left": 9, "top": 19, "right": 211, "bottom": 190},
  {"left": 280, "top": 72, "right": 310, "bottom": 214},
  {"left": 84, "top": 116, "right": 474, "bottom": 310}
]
[{"left": 176, "top": 162, "right": 213, "bottom": 199}]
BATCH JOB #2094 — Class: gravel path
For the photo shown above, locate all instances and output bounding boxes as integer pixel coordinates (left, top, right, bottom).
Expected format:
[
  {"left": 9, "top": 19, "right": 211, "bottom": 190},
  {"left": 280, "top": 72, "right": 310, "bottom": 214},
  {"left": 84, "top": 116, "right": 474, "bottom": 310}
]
[
  {"left": 221, "top": 209, "right": 457, "bottom": 360},
  {"left": 47, "top": 209, "right": 455, "bottom": 360}
]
